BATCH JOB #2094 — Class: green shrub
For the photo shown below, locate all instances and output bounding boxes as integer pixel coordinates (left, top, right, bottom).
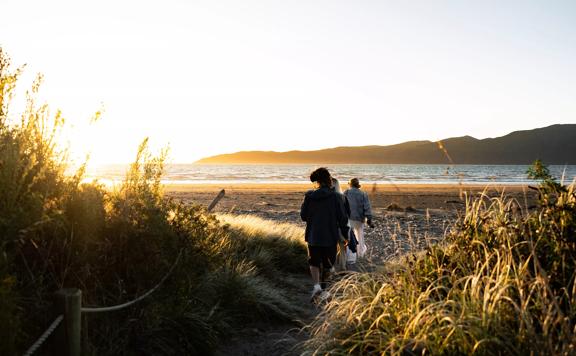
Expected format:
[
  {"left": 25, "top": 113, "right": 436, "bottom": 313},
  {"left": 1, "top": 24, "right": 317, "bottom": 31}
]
[{"left": 0, "top": 48, "right": 309, "bottom": 355}]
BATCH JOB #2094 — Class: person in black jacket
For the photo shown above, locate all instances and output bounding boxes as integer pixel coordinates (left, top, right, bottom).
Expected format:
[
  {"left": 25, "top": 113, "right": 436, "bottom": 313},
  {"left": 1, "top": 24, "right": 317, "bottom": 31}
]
[{"left": 300, "top": 168, "right": 350, "bottom": 300}]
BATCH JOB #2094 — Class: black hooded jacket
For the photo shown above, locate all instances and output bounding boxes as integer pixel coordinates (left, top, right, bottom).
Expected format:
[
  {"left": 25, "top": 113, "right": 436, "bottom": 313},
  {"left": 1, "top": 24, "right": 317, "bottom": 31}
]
[{"left": 300, "top": 186, "right": 350, "bottom": 247}]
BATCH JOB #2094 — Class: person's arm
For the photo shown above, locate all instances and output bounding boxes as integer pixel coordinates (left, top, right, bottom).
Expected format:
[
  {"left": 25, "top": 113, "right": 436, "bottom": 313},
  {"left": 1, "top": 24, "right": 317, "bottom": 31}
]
[
  {"left": 344, "top": 195, "right": 351, "bottom": 218},
  {"left": 300, "top": 194, "right": 309, "bottom": 222},
  {"left": 363, "top": 192, "right": 374, "bottom": 227},
  {"left": 336, "top": 195, "right": 350, "bottom": 239}
]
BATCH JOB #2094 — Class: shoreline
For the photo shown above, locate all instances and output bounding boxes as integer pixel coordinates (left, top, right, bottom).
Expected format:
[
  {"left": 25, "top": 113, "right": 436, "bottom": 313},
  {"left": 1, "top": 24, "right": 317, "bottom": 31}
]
[{"left": 164, "top": 182, "right": 534, "bottom": 192}]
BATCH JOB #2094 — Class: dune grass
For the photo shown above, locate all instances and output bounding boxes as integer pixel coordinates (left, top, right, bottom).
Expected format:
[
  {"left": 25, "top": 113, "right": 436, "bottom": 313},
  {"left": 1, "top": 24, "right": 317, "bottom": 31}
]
[
  {"left": 304, "top": 166, "right": 576, "bottom": 355},
  {"left": 216, "top": 214, "right": 308, "bottom": 275},
  {"left": 0, "top": 48, "right": 309, "bottom": 355}
]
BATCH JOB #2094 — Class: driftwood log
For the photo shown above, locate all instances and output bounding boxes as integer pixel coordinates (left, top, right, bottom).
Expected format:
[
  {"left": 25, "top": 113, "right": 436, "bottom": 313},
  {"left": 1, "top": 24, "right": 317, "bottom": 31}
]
[{"left": 207, "top": 189, "right": 226, "bottom": 212}]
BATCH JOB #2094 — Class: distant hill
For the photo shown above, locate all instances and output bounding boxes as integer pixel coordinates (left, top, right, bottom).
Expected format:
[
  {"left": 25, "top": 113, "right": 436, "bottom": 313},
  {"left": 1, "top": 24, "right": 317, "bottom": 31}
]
[{"left": 196, "top": 124, "right": 576, "bottom": 164}]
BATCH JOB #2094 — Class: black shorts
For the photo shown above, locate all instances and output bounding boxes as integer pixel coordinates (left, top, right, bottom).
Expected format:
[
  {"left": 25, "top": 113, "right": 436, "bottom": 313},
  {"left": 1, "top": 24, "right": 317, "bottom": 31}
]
[{"left": 308, "top": 245, "right": 337, "bottom": 268}]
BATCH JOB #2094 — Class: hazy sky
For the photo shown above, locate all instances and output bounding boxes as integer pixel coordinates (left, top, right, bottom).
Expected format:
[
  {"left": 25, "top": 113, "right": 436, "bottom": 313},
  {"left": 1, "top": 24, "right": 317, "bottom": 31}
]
[{"left": 1, "top": 0, "right": 575, "bottom": 164}]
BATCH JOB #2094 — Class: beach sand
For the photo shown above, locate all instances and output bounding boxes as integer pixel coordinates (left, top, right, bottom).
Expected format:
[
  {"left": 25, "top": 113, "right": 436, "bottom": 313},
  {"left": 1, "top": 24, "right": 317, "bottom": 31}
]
[
  {"left": 165, "top": 183, "right": 536, "bottom": 207},
  {"left": 166, "top": 183, "right": 538, "bottom": 264}
]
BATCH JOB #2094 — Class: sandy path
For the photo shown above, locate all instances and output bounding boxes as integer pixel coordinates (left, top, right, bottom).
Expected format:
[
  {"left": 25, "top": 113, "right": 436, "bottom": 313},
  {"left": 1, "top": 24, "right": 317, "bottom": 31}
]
[
  {"left": 214, "top": 274, "right": 315, "bottom": 356},
  {"left": 165, "top": 184, "right": 537, "bottom": 355}
]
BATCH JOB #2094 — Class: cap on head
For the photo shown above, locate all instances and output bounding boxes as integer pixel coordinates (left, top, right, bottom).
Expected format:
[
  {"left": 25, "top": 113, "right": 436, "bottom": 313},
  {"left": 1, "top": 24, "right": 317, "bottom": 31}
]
[{"left": 349, "top": 178, "right": 361, "bottom": 188}]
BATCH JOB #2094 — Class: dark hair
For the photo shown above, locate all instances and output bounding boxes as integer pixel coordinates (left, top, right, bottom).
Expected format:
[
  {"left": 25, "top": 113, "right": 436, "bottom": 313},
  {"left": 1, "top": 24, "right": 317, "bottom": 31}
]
[
  {"left": 310, "top": 167, "right": 332, "bottom": 187},
  {"left": 349, "top": 178, "right": 361, "bottom": 188}
]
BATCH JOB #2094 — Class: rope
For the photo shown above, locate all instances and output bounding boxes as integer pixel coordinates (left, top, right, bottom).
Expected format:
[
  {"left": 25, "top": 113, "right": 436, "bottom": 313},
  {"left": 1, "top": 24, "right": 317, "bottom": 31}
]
[
  {"left": 81, "top": 250, "right": 183, "bottom": 313},
  {"left": 22, "top": 315, "right": 63, "bottom": 356}
]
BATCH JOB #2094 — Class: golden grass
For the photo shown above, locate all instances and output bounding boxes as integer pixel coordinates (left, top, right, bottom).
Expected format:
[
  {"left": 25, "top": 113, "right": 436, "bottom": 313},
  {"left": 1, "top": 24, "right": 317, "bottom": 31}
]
[
  {"left": 304, "top": 178, "right": 576, "bottom": 355},
  {"left": 216, "top": 213, "right": 305, "bottom": 243}
]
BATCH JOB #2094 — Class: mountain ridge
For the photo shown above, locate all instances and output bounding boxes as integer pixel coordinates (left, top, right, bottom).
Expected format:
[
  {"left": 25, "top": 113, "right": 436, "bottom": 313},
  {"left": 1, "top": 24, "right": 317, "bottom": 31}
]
[{"left": 196, "top": 124, "right": 576, "bottom": 164}]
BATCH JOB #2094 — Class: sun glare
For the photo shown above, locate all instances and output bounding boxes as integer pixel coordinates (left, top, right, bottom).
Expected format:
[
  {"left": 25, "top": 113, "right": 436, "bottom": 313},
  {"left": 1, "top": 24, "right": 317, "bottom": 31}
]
[{"left": 2, "top": 0, "right": 574, "bottom": 166}]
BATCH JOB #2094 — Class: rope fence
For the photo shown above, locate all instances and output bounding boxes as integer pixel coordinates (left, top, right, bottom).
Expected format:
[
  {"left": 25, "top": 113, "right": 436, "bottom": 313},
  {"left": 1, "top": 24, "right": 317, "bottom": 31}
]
[
  {"left": 21, "top": 191, "right": 224, "bottom": 356},
  {"left": 23, "top": 250, "right": 182, "bottom": 356},
  {"left": 22, "top": 315, "right": 63, "bottom": 356},
  {"left": 82, "top": 250, "right": 182, "bottom": 313}
]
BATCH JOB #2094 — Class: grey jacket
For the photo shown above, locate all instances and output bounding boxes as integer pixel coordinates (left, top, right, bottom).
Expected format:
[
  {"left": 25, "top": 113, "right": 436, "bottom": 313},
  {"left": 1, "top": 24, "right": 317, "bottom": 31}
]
[{"left": 343, "top": 187, "right": 372, "bottom": 222}]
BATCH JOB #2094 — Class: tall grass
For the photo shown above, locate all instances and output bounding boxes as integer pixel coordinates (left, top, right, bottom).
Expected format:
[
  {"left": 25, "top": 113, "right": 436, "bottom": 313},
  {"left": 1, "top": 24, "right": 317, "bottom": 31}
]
[
  {"left": 304, "top": 167, "right": 576, "bottom": 355},
  {"left": 0, "top": 48, "right": 309, "bottom": 355},
  {"left": 216, "top": 214, "right": 308, "bottom": 274}
]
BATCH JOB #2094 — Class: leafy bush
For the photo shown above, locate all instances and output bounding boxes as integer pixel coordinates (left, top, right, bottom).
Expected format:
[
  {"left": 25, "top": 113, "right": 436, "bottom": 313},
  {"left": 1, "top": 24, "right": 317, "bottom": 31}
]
[{"left": 0, "top": 48, "right": 308, "bottom": 355}]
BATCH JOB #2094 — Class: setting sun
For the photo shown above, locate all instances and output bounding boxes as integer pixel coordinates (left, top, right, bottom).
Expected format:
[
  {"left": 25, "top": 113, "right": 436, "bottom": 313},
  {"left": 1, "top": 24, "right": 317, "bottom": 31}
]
[{"left": 2, "top": 0, "right": 575, "bottom": 165}]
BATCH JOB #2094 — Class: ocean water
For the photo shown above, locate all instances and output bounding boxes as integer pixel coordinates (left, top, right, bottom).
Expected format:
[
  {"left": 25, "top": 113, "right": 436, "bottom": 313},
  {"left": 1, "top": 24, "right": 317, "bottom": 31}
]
[{"left": 83, "top": 164, "right": 576, "bottom": 185}]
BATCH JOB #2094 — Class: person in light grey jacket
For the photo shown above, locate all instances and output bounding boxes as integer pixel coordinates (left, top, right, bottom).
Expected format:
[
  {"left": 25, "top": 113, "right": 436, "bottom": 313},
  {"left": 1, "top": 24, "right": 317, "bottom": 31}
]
[{"left": 344, "top": 178, "right": 374, "bottom": 261}]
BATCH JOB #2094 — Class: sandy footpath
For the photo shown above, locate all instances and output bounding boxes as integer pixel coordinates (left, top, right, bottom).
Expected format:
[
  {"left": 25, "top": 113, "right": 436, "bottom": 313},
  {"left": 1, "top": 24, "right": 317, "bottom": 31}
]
[
  {"left": 166, "top": 183, "right": 537, "bottom": 264},
  {"left": 166, "top": 184, "right": 538, "bottom": 355}
]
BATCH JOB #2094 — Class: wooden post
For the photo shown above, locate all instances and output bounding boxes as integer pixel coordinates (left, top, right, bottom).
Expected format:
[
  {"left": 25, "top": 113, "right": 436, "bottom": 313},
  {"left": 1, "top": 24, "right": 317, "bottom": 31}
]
[
  {"left": 54, "top": 288, "right": 82, "bottom": 356},
  {"left": 207, "top": 189, "right": 225, "bottom": 212}
]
